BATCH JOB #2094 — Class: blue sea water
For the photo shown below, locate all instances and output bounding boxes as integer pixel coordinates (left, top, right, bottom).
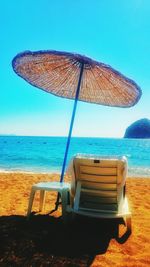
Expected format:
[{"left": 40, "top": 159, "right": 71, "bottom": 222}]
[{"left": 0, "top": 136, "right": 150, "bottom": 177}]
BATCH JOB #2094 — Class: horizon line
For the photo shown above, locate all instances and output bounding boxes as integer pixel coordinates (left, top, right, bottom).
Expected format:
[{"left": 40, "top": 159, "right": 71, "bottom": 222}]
[{"left": 0, "top": 134, "right": 123, "bottom": 139}]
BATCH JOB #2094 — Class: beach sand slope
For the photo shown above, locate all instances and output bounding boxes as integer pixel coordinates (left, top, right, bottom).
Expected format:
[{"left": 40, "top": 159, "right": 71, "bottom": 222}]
[{"left": 0, "top": 173, "right": 150, "bottom": 267}]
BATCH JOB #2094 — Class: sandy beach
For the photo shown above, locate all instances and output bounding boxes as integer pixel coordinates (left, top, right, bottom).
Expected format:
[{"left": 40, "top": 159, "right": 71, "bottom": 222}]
[{"left": 0, "top": 172, "right": 150, "bottom": 267}]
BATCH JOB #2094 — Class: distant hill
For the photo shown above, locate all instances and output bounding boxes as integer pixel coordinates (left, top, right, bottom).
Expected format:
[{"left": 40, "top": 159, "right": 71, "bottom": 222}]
[{"left": 124, "top": 118, "right": 150, "bottom": 138}]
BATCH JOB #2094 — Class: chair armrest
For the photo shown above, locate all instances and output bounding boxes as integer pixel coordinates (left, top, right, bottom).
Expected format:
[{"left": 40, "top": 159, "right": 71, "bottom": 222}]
[{"left": 117, "top": 157, "right": 128, "bottom": 186}]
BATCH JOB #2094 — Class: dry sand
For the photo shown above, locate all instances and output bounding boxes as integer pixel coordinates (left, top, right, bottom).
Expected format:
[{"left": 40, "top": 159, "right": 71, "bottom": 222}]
[{"left": 0, "top": 172, "right": 150, "bottom": 267}]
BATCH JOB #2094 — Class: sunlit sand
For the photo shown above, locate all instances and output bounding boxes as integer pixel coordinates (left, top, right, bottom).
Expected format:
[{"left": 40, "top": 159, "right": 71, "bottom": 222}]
[{"left": 0, "top": 172, "right": 150, "bottom": 266}]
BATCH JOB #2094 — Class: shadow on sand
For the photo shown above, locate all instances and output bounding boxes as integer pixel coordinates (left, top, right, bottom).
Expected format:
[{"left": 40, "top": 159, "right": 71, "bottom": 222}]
[{"left": 0, "top": 214, "right": 131, "bottom": 266}]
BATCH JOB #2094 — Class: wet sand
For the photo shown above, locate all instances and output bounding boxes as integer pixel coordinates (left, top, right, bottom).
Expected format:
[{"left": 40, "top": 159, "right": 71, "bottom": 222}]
[{"left": 0, "top": 173, "right": 150, "bottom": 266}]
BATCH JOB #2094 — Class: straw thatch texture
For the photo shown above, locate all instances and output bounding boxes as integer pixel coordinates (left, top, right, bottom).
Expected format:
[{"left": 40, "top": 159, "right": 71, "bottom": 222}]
[{"left": 12, "top": 50, "right": 141, "bottom": 107}]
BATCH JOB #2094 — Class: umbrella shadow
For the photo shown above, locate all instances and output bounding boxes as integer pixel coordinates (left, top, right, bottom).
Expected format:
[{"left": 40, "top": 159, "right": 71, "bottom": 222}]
[{"left": 0, "top": 214, "right": 131, "bottom": 266}]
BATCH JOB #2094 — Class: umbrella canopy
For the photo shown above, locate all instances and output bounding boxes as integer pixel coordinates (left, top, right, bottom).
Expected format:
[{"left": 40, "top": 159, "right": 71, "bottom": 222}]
[
  {"left": 12, "top": 50, "right": 142, "bottom": 187},
  {"left": 12, "top": 50, "right": 141, "bottom": 107}
]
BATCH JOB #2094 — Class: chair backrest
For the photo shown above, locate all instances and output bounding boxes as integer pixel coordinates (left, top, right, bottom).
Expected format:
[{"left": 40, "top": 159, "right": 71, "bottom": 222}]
[{"left": 72, "top": 156, "right": 127, "bottom": 212}]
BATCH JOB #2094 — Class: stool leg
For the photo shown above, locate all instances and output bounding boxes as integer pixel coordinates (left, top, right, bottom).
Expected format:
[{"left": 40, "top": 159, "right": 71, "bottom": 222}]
[
  {"left": 27, "top": 189, "right": 35, "bottom": 220},
  {"left": 55, "top": 192, "right": 61, "bottom": 210},
  {"left": 39, "top": 190, "right": 46, "bottom": 212},
  {"left": 61, "top": 189, "right": 68, "bottom": 221}
]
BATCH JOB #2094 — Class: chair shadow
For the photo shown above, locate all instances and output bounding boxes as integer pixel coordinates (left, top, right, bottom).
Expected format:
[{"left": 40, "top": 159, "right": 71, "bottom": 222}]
[{"left": 0, "top": 214, "right": 131, "bottom": 266}]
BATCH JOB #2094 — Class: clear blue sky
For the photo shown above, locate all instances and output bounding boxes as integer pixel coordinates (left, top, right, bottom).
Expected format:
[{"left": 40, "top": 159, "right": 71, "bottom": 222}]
[{"left": 1, "top": 0, "right": 150, "bottom": 137}]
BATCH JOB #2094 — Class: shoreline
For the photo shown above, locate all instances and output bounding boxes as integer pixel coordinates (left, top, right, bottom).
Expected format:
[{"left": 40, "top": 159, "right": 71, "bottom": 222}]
[
  {"left": 0, "top": 169, "right": 60, "bottom": 175},
  {"left": 0, "top": 169, "right": 150, "bottom": 179}
]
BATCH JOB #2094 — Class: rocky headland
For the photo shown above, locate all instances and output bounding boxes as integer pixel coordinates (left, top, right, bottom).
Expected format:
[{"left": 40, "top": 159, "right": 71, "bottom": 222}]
[{"left": 124, "top": 118, "right": 150, "bottom": 138}]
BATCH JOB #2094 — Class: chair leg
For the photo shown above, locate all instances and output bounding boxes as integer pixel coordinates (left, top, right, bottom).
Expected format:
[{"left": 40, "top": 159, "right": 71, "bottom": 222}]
[
  {"left": 74, "top": 181, "right": 81, "bottom": 211},
  {"left": 39, "top": 190, "right": 46, "bottom": 212},
  {"left": 126, "top": 215, "right": 132, "bottom": 233},
  {"left": 27, "top": 189, "right": 35, "bottom": 220}
]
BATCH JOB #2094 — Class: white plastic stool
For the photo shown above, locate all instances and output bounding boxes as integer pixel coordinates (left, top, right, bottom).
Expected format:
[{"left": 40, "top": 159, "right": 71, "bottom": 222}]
[{"left": 27, "top": 181, "right": 70, "bottom": 220}]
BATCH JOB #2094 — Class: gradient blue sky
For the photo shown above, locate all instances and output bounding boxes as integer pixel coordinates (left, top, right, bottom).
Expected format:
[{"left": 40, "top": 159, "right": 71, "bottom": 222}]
[{"left": 1, "top": 0, "right": 150, "bottom": 137}]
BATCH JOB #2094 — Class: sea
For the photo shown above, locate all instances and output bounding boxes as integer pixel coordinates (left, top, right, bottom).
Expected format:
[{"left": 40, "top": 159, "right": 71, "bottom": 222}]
[{"left": 0, "top": 136, "right": 150, "bottom": 177}]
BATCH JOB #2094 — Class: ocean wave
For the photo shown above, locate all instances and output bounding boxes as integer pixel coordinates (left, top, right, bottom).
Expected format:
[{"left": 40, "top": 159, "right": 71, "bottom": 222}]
[{"left": 128, "top": 167, "right": 150, "bottom": 177}]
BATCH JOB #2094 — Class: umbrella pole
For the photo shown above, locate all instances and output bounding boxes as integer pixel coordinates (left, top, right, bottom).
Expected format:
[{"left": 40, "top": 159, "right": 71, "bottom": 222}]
[{"left": 55, "top": 62, "right": 84, "bottom": 209}]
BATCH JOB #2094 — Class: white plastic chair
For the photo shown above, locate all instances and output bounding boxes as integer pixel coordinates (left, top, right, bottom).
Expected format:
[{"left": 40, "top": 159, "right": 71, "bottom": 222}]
[{"left": 66, "top": 155, "right": 131, "bottom": 232}]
